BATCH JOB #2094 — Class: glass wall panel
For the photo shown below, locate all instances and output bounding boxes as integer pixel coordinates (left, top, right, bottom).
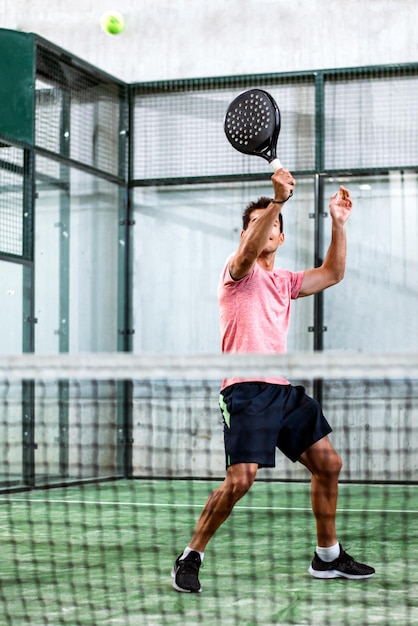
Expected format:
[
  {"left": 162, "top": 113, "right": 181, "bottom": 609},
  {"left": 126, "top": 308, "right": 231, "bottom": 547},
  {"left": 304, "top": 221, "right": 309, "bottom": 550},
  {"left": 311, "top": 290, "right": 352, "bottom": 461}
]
[
  {"left": 0, "top": 377, "right": 23, "bottom": 488},
  {"left": 0, "top": 260, "right": 23, "bottom": 354},
  {"left": 322, "top": 172, "right": 418, "bottom": 351},
  {"left": 33, "top": 380, "right": 119, "bottom": 486},
  {"left": 34, "top": 157, "right": 121, "bottom": 353},
  {"left": 132, "top": 178, "right": 315, "bottom": 354},
  {"left": 0, "top": 261, "right": 24, "bottom": 487},
  {"left": 31, "top": 157, "right": 123, "bottom": 486}
]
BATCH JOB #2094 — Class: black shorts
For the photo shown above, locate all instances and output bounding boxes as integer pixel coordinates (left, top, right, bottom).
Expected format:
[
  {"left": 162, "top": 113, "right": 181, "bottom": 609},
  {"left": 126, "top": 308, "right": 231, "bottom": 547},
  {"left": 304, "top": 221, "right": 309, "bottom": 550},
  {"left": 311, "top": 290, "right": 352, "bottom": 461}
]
[{"left": 219, "top": 382, "right": 332, "bottom": 468}]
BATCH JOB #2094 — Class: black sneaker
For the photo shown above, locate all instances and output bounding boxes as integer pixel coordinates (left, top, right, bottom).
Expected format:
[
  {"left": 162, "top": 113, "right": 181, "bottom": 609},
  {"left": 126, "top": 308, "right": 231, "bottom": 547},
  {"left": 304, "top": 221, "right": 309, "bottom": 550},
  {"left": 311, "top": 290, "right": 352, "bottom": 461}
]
[
  {"left": 171, "top": 551, "right": 202, "bottom": 593},
  {"left": 308, "top": 544, "right": 375, "bottom": 580}
]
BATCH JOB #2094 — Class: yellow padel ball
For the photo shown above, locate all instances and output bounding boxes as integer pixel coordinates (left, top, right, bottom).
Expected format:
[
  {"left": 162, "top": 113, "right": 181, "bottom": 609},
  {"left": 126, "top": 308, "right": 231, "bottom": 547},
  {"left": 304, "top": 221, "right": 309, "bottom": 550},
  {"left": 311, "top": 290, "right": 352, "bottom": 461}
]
[{"left": 100, "top": 11, "right": 125, "bottom": 35}]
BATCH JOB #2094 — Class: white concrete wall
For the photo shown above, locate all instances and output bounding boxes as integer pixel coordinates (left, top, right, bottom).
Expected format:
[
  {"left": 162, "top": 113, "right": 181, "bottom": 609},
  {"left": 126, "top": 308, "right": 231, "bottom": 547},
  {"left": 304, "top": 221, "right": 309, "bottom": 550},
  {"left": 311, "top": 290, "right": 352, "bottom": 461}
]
[{"left": 2, "top": 0, "right": 418, "bottom": 83}]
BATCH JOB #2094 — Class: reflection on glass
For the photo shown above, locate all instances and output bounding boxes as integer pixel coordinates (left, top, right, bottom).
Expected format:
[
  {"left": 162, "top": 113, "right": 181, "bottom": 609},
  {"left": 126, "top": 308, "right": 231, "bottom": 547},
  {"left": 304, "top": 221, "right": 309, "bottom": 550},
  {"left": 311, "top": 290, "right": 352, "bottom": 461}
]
[
  {"left": 35, "top": 157, "right": 120, "bottom": 353},
  {"left": 323, "top": 172, "right": 418, "bottom": 351},
  {"left": 0, "top": 260, "right": 23, "bottom": 354}
]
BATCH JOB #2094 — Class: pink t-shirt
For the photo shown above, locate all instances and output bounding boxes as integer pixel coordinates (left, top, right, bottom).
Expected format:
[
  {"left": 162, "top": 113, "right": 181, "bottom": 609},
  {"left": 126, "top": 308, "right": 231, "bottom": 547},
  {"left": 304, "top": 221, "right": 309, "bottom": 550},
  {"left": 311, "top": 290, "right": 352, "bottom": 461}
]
[{"left": 218, "top": 255, "right": 304, "bottom": 388}]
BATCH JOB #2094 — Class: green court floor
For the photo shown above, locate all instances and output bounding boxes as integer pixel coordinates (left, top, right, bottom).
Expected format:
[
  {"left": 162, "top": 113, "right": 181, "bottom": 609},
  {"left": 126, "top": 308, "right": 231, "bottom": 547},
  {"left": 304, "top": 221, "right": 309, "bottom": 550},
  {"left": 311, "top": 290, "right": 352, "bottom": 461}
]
[{"left": 0, "top": 479, "right": 417, "bottom": 625}]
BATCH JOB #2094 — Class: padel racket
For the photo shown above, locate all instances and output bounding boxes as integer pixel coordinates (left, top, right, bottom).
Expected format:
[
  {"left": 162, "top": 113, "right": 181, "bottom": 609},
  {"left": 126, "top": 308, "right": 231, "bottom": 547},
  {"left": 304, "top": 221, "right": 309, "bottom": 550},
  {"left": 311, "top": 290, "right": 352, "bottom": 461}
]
[{"left": 224, "top": 88, "right": 283, "bottom": 172}]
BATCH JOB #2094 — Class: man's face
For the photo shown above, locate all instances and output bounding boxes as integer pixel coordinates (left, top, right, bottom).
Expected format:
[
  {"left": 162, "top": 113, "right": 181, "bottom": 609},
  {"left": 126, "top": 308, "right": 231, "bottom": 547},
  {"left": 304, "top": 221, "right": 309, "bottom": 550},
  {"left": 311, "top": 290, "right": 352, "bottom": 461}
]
[{"left": 243, "top": 208, "right": 285, "bottom": 253}]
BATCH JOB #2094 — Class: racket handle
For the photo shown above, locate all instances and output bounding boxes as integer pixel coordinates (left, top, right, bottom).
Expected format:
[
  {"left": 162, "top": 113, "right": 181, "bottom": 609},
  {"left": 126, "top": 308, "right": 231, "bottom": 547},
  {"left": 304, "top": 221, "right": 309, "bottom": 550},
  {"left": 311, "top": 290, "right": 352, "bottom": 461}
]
[{"left": 269, "top": 158, "right": 283, "bottom": 172}]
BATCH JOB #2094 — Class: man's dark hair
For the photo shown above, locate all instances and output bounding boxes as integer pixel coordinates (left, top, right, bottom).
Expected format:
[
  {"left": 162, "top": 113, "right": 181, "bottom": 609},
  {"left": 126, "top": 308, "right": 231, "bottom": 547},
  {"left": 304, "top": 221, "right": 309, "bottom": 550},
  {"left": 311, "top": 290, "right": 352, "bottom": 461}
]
[{"left": 242, "top": 197, "right": 283, "bottom": 232}]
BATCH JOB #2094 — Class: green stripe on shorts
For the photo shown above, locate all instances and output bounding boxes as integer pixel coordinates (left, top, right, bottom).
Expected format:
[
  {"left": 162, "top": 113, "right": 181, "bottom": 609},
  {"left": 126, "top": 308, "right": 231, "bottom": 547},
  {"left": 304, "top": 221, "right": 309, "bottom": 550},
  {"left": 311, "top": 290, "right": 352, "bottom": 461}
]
[{"left": 219, "top": 393, "right": 231, "bottom": 428}]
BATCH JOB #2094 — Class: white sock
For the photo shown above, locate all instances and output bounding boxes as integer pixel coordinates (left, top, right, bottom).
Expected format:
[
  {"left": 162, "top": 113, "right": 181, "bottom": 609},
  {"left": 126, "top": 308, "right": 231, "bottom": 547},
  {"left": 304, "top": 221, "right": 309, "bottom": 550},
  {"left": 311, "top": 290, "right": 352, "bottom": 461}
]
[
  {"left": 180, "top": 546, "right": 204, "bottom": 562},
  {"left": 316, "top": 542, "right": 340, "bottom": 563}
]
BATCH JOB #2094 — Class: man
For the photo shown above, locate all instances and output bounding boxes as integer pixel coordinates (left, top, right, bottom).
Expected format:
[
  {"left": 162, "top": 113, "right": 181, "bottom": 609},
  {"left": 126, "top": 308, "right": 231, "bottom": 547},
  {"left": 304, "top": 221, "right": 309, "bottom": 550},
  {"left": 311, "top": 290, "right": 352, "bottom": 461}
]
[{"left": 171, "top": 169, "right": 375, "bottom": 593}]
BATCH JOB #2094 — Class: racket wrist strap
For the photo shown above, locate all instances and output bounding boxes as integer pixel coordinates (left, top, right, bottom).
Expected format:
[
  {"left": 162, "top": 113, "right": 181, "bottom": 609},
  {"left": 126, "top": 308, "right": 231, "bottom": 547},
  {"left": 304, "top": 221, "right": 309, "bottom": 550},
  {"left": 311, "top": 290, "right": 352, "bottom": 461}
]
[{"left": 272, "top": 190, "right": 293, "bottom": 204}]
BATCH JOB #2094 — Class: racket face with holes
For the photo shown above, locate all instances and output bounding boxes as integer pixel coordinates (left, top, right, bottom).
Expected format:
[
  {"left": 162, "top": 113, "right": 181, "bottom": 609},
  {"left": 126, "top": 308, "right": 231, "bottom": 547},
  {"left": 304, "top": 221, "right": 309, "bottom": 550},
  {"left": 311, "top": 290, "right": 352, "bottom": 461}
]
[{"left": 224, "top": 89, "right": 281, "bottom": 162}]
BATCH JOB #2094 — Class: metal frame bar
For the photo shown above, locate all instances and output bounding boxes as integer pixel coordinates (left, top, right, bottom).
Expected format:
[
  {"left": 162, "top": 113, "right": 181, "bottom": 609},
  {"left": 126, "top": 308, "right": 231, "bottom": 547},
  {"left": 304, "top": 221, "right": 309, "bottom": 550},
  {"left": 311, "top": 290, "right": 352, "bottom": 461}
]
[
  {"left": 131, "top": 61, "right": 418, "bottom": 93},
  {"left": 117, "top": 84, "right": 133, "bottom": 478}
]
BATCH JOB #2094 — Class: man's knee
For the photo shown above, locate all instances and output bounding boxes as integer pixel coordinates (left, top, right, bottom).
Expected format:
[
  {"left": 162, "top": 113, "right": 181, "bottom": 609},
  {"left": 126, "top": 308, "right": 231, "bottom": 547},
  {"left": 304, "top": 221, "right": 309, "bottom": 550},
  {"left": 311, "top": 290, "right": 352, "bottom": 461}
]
[
  {"left": 324, "top": 449, "right": 343, "bottom": 477},
  {"left": 225, "top": 463, "right": 257, "bottom": 499},
  {"left": 313, "top": 447, "right": 343, "bottom": 481},
  {"left": 299, "top": 439, "right": 342, "bottom": 478}
]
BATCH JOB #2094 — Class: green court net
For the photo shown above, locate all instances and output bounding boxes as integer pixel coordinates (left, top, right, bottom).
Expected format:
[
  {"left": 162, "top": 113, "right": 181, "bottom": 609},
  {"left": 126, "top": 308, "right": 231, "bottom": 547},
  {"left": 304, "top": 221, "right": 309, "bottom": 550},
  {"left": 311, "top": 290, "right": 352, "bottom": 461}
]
[{"left": 0, "top": 352, "right": 417, "bottom": 625}]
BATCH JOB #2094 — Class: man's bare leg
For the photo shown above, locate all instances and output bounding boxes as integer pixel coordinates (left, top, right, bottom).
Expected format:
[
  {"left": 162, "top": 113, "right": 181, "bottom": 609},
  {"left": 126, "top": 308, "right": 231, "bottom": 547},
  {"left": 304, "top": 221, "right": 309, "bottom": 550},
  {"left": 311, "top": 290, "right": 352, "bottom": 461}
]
[
  {"left": 299, "top": 436, "right": 375, "bottom": 579},
  {"left": 189, "top": 462, "right": 258, "bottom": 552},
  {"left": 171, "top": 462, "right": 258, "bottom": 592},
  {"left": 298, "top": 436, "right": 342, "bottom": 547}
]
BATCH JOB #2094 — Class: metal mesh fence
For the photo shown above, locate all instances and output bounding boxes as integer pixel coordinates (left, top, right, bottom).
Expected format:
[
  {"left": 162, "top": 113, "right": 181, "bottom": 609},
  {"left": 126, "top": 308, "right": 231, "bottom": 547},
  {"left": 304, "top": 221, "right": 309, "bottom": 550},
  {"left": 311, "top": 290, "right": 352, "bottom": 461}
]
[
  {"left": 132, "top": 65, "right": 418, "bottom": 181},
  {"left": 132, "top": 78, "right": 315, "bottom": 180},
  {"left": 324, "top": 68, "right": 418, "bottom": 170},
  {"left": 0, "top": 145, "right": 26, "bottom": 258},
  {"left": 35, "top": 43, "right": 126, "bottom": 176}
]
